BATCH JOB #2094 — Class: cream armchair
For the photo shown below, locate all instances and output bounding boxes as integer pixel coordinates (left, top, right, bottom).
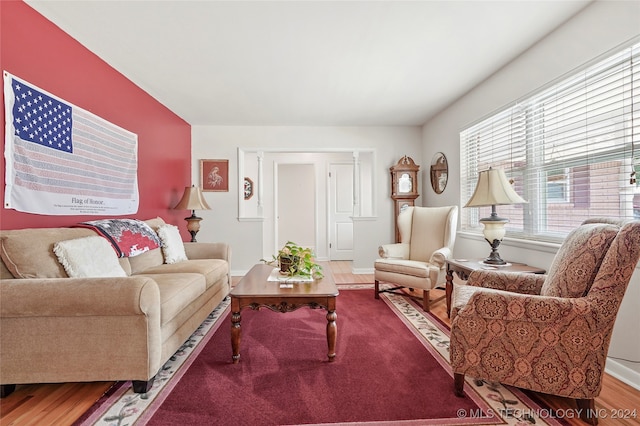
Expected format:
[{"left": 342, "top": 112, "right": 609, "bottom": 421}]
[
  {"left": 374, "top": 206, "right": 458, "bottom": 311},
  {"left": 449, "top": 218, "right": 640, "bottom": 425}
]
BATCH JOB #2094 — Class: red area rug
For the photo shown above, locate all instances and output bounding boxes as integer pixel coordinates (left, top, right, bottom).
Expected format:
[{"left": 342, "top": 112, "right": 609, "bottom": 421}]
[{"left": 77, "top": 286, "right": 564, "bottom": 425}]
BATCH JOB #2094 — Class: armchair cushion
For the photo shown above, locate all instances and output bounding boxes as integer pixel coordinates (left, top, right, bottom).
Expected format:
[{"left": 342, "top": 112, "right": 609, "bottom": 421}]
[
  {"left": 541, "top": 223, "right": 618, "bottom": 298},
  {"left": 374, "top": 259, "right": 431, "bottom": 278}
]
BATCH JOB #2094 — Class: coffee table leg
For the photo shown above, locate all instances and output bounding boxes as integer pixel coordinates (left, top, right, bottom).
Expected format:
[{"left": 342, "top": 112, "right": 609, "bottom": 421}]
[
  {"left": 326, "top": 309, "right": 337, "bottom": 362},
  {"left": 231, "top": 310, "right": 241, "bottom": 363}
]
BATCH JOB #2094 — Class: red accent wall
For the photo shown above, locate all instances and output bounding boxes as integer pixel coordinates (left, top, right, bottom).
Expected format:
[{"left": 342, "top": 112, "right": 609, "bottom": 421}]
[{"left": 0, "top": 1, "right": 192, "bottom": 236}]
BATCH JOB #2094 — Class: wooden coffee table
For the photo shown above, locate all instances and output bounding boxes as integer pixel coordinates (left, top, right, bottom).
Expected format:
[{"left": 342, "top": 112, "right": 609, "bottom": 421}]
[{"left": 230, "top": 263, "right": 339, "bottom": 363}]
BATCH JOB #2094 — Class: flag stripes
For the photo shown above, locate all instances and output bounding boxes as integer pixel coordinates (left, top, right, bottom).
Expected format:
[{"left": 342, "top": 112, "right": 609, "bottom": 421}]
[{"left": 4, "top": 72, "right": 139, "bottom": 215}]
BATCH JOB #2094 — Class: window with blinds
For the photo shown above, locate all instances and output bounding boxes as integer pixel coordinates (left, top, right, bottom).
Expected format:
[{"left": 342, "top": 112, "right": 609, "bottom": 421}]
[{"left": 460, "top": 40, "right": 639, "bottom": 243}]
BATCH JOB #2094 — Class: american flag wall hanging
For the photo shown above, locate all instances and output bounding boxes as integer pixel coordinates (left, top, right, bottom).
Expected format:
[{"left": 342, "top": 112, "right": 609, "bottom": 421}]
[{"left": 3, "top": 71, "right": 139, "bottom": 215}]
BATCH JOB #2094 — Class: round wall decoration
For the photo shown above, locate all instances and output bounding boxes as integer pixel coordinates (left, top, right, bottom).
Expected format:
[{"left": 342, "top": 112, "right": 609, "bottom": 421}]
[
  {"left": 430, "top": 152, "right": 448, "bottom": 194},
  {"left": 243, "top": 177, "right": 254, "bottom": 200}
]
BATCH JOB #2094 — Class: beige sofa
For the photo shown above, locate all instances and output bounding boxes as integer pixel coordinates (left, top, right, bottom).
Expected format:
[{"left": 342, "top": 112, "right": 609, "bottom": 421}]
[{"left": 0, "top": 217, "right": 230, "bottom": 396}]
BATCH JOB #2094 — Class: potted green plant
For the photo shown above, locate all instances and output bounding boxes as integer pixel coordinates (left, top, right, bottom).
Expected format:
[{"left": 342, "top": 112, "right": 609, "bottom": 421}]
[{"left": 262, "top": 241, "right": 323, "bottom": 279}]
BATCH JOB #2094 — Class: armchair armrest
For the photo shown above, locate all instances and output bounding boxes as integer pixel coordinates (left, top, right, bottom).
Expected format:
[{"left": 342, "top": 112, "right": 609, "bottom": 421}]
[
  {"left": 184, "top": 242, "right": 231, "bottom": 262},
  {"left": 378, "top": 243, "right": 410, "bottom": 259},
  {"left": 429, "top": 247, "right": 452, "bottom": 268},
  {"left": 459, "top": 290, "right": 588, "bottom": 322},
  {"left": 467, "top": 269, "right": 546, "bottom": 295}
]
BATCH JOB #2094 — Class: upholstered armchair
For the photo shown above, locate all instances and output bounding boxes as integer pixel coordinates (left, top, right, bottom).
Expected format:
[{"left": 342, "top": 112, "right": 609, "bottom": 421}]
[
  {"left": 450, "top": 219, "right": 640, "bottom": 425},
  {"left": 375, "top": 205, "right": 458, "bottom": 311}
]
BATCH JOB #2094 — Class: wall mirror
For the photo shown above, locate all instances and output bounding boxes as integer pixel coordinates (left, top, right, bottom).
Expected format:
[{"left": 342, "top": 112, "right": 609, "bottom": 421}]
[{"left": 430, "top": 152, "right": 448, "bottom": 194}]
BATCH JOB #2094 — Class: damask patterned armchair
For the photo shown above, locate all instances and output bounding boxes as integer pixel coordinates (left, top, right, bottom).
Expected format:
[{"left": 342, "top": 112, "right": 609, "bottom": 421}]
[{"left": 449, "top": 219, "right": 640, "bottom": 425}]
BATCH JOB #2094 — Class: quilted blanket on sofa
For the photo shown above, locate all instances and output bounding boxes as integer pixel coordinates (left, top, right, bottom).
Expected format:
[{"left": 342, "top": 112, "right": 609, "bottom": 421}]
[{"left": 76, "top": 219, "right": 161, "bottom": 257}]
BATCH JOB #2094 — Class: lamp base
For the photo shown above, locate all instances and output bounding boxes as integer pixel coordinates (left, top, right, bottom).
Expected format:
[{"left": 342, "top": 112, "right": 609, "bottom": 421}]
[
  {"left": 483, "top": 238, "right": 507, "bottom": 265},
  {"left": 479, "top": 214, "right": 509, "bottom": 266},
  {"left": 184, "top": 212, "right": 203, "bottom": 243}
]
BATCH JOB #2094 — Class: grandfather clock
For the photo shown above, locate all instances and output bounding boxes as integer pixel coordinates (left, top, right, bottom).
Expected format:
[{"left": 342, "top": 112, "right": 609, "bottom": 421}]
[{"left": 390, "top": 156, "right": 420, "bottom": 242}]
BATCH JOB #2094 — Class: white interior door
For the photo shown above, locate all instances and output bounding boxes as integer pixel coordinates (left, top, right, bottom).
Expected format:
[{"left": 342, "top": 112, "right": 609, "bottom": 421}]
[{"left": 329, "top": 163, "right": 353, "bottom": 260}]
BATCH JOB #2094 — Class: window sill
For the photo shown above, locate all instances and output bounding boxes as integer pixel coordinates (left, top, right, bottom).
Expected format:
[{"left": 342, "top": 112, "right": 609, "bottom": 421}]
[
  {"left": 457, "top": 231, "right": 561, "bottom": 255},
  {"left": 457, "top": 231, "right": 640, "bottom": 270}
]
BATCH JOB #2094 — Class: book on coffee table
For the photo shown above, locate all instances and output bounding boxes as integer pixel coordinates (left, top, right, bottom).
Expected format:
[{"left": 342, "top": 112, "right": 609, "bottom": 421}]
[{"left": 266, "top": 268, "right": 315, "bottom": 287}]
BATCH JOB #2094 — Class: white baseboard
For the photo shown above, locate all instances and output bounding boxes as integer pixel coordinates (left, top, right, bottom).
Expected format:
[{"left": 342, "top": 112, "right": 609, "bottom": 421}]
[
  {"left": 234, "top": 268, "right": 374, "bottom": 277},
  {"left": 231, "top": 269, "right": 248, "bottom": 278},
  {"left": 605, "top": 358, "right": 640, "bottom": 390}
]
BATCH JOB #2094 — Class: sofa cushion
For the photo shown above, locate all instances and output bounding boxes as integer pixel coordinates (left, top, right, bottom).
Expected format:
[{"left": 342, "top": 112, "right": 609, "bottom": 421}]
[
  {"left": 53, "top": 236, "right": 127, "bottom": 278},
  {"left": 137, "top": 273, "right": 206, "bottom": 327},
  {"left": 144, "top": 216, "right": 167, "bottom": 232},
  {"left": 135, "top": 259, "right": 228, "bottom": 290},
  {"left": 541, "top": 223, "right": 619, "bottom": 298},
  {"left": 157, "top": 224, "right": 188, "bottom": 264},
  {"left": 128, "top": 248, "right": 165, "bottom": 275},
  {"left": 0, "top": 228, "right": 95, "bottom": 278}
]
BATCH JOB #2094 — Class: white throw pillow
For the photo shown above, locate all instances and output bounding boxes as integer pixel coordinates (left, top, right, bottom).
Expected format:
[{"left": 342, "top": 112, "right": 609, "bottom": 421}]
[
  {"left": 157, "top": 224, "right": 188, "bottom": 264},
  {"left": 53, "top": 236, "right": 127, "bottom": 278}
]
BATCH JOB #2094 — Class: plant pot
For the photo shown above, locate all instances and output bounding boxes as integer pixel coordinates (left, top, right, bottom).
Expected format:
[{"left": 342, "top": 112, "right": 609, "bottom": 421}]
[{"left": 279, "top": 256, "right": 299, "bottom": 275}]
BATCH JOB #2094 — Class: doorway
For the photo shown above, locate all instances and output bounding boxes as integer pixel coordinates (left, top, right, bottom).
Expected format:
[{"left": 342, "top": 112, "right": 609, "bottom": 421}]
[{"left": 276, "top": 164, "right": 316, "bottom": 250}]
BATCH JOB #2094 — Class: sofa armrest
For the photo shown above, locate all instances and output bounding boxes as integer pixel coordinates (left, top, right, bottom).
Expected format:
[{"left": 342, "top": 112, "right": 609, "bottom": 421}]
[
  {"left": 1, "top": 276, "right": 163, "bottom": 384},
  {"left": 184, "top": 242, "right": 231, "bottom": 263},
  {"left": 0, "top": 276, "right": 161, "bottom": 317},
  {"left": 378, "top": 243, "right": 410, "bottom": 259}
]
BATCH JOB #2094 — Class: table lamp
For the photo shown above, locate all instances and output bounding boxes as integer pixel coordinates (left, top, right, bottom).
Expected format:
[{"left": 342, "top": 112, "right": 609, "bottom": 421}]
[
  {"left": 464, "top": 167, "right": 526, "bottom": 265},
  {"left": 174, "top": 185, "right": 211, "bottom": 242}
]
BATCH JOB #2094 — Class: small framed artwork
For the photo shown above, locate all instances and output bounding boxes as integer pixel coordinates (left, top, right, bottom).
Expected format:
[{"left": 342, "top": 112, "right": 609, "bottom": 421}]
[
  {"left": 201, "top": 159, "right": 229, "bottom": 192},
  {"left": 243, "top": 177, "right": 254, "bottom": 200}
]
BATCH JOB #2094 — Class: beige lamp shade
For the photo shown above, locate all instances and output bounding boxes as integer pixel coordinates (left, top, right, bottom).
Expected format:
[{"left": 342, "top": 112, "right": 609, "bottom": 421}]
[
  {"left": 464, "top": 168, "right": 526, "bottom": 208},
  {"left": 174, "top": 186, "right": 211, "bottom": 211},
  {"left": 174, "top": 185, "right": 210, "bottom": 242}
]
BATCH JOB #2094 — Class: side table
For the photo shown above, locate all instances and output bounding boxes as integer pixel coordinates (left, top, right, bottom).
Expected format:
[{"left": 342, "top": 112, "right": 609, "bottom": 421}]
[{"left": 446, "top": 258, "right": 546, "bottom": 317}]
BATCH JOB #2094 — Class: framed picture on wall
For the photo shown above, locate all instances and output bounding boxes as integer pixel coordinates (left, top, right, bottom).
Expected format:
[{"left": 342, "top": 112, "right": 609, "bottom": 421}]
[{"left": 201, "top": 159, "right": 229, "bottom": 192}]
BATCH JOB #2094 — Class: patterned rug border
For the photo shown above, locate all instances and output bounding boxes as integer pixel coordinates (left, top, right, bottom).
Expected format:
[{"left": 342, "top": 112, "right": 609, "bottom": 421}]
[
  {"left": 76, "top": 284, "right": 565, "bottom": 426},
  {"left": 377, "top": 287, "right": 565, "bottom": 426}
]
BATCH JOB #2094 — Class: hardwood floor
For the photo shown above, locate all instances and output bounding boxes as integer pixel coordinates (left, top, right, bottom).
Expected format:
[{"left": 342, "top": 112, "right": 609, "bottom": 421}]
[{"left": 1, "top": 261, "right": 638, "bottom": 425}]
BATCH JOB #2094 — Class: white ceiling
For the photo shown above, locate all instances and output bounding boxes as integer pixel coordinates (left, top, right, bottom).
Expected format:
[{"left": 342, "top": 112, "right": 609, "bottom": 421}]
[{"left": 25, "top": 0, "right": 591, "bottom": 126}]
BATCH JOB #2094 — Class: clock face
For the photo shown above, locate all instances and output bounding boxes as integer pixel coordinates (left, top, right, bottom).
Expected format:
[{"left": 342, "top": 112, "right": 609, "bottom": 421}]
[{"left": 398, "top": 173, "right": 412, "bottom": 193}]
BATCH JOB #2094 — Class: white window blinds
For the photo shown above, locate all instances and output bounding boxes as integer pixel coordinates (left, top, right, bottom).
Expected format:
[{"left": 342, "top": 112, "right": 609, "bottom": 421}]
[{"left": 461, "top": 40, "right": 640, "bottom": 243}]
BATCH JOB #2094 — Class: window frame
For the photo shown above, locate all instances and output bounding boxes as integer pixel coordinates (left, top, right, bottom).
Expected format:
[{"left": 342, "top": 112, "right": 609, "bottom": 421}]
[{"left": 460, "top": 39, "right": 640, "bottom": 244}]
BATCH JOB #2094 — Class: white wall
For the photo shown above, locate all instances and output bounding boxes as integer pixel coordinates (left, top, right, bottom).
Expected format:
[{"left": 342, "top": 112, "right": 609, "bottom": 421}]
[
  {"left": 191, "top": 125, "right": 422, "bottom": 274},
  {"left": 421, "top": 0, "right": 640, "bottom": 387}
]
